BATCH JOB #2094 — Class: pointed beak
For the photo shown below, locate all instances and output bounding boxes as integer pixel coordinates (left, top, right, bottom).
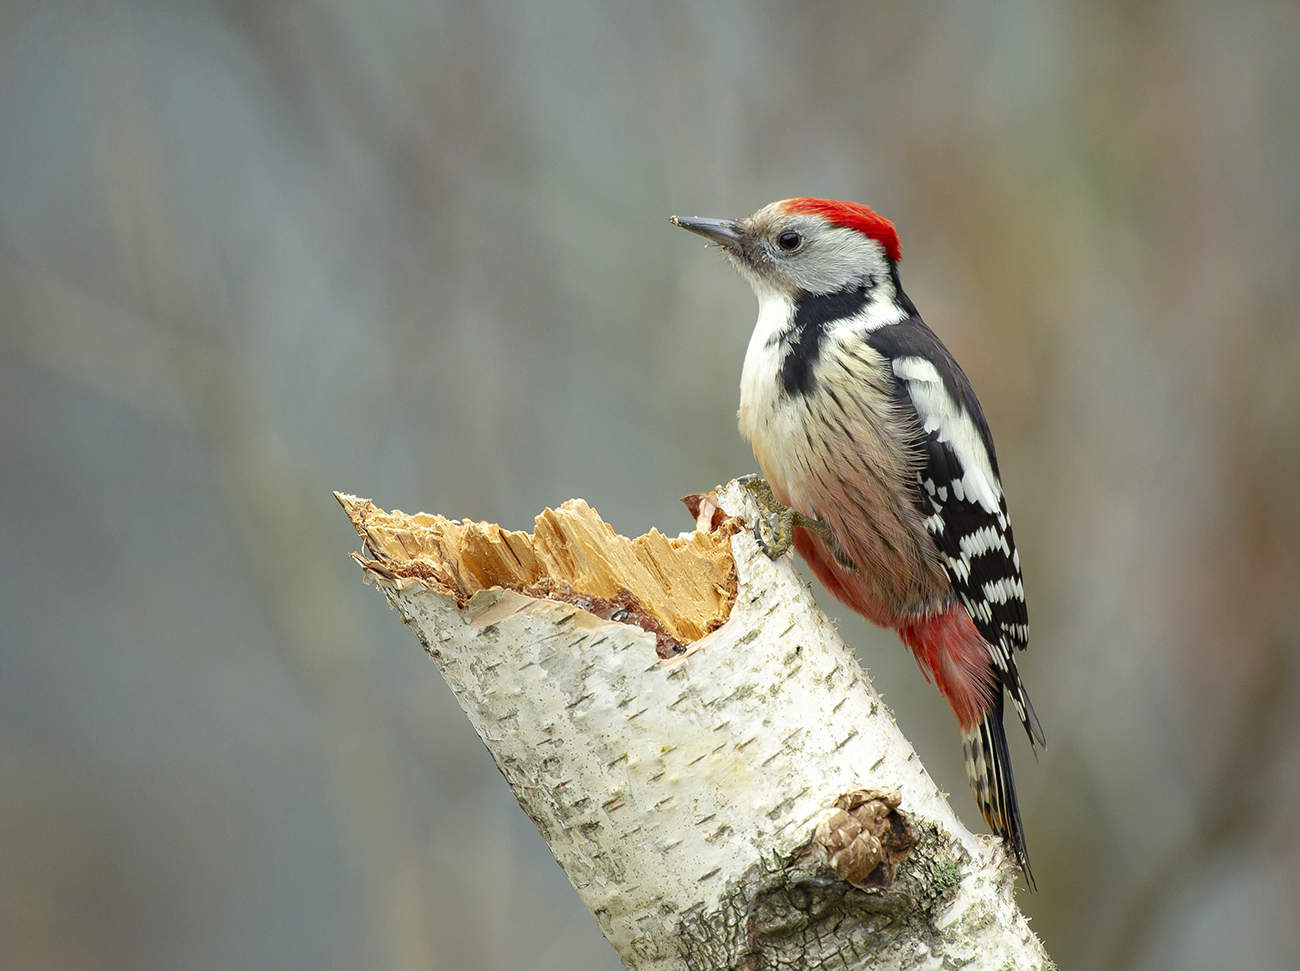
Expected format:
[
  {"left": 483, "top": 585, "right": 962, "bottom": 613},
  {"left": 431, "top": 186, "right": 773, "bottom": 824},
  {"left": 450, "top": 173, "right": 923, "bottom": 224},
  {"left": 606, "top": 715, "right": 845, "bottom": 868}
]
[{"left": 669, "top": 215, "right": 744, "bottom": 249}]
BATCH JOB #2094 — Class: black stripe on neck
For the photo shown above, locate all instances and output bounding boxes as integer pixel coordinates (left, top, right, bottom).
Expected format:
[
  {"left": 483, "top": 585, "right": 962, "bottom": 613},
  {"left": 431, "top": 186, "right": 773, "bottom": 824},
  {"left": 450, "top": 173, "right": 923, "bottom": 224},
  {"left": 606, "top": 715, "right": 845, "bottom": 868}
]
[
  {"left": 890, "top": 262, "right": 917, "bottom": 317},
  {"left": 778, "top": 278, "right": 875, "bottom": 397}
]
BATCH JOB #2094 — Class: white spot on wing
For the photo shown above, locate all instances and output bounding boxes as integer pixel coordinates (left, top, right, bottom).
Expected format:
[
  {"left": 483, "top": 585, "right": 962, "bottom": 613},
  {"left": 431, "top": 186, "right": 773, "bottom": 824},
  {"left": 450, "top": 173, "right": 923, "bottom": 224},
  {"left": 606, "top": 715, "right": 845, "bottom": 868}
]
[
  {"left": 982, "top": 577, "right": 1025, "bottom": 603},
  {"left": 891, "top": 355, "right": 1003, "bottom": 514},
  {"left": 958, "top": 525, "right": 1008, "bottom": 558}
]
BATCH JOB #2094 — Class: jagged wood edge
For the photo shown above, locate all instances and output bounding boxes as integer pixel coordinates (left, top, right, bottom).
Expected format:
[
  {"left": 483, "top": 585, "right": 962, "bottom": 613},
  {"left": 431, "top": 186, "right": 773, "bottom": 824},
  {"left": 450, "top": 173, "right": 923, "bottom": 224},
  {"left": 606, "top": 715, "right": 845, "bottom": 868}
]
[{"left": 336, "top": 480, "right": 1052, "bottom": 971}]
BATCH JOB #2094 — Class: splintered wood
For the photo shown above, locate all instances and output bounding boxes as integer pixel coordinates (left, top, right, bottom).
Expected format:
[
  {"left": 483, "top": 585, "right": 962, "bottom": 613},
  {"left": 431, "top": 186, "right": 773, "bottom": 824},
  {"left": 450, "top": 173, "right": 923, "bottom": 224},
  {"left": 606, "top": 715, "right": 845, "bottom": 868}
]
[{"left": 334, "top": 492, "right": 740, "bottom": 655}]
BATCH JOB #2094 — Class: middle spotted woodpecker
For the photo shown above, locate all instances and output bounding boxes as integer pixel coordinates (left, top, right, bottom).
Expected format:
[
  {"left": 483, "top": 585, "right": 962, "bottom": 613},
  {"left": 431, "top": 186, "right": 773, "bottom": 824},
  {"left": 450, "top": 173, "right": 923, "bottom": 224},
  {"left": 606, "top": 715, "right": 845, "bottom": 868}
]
[{"left": 672, "top": 197, "right": 1044, "bottom": 884}]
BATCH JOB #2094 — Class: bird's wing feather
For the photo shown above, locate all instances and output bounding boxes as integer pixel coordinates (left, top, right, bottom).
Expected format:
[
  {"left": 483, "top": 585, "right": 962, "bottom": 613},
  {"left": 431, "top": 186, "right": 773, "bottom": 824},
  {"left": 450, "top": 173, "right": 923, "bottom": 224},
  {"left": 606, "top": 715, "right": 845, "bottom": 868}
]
[{"left": 869, "top": 317, "right": 1044, "bottom": 747}]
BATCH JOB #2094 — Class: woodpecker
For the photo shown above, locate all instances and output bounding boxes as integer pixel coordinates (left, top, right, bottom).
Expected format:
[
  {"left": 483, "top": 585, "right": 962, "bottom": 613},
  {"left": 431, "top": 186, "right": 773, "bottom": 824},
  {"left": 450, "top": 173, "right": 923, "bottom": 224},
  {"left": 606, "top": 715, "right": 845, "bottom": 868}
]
[{"left": 672, "top": 197, "right": 1044, "bottom": 884}]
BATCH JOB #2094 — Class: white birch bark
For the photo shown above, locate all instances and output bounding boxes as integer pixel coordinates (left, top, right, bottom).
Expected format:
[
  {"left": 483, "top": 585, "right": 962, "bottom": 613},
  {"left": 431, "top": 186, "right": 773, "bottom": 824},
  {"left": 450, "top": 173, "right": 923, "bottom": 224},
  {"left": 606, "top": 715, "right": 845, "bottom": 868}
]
[{"left": 338, "top": 480, "right": 1052, "bottom": 970}]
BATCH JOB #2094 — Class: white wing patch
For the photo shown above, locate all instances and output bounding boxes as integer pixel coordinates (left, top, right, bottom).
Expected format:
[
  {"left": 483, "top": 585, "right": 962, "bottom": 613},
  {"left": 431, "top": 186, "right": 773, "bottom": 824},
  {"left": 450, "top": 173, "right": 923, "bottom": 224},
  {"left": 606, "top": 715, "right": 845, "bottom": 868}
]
[
  {"left": 958, "top": 524, "right": 1011, "bottom": 559},
  {"left": 982, "top": 577, "right": 1025, "bottom": 603},
  {"left": 891, "top": 356, "right": 1004, "bottom": 515}
]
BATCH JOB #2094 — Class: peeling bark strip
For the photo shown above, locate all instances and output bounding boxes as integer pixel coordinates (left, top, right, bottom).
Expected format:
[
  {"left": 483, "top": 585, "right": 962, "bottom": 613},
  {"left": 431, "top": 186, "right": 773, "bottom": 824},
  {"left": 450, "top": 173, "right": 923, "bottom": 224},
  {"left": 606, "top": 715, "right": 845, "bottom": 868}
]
[{"left": 335, "top": 482, "right": 1052, "bottom": 970}]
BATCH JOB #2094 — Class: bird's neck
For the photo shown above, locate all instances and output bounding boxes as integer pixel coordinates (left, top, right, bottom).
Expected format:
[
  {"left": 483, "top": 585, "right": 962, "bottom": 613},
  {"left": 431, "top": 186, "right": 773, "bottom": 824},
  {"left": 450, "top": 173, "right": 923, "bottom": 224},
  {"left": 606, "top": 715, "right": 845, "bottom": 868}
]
[
  {"left": 736, "top": 273, "right": 911, "bottom": 525},
  {"left": 742, "top": 277, "right": 909, "bottom": 403}
]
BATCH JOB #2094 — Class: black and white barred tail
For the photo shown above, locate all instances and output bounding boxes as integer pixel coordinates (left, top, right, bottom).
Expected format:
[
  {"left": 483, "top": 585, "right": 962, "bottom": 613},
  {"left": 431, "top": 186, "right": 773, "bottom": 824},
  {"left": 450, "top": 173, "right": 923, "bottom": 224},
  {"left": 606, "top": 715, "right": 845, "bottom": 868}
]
[{"left": 962, "top": 699, "right": 1035, "bottom": 889}]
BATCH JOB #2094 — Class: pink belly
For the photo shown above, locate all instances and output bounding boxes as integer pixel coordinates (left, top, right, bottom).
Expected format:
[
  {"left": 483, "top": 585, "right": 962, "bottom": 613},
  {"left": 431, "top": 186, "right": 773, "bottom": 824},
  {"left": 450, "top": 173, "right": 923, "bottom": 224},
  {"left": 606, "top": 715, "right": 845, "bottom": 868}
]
[{"left": 793, "top": 527, "right": 996, "bottom": 730}]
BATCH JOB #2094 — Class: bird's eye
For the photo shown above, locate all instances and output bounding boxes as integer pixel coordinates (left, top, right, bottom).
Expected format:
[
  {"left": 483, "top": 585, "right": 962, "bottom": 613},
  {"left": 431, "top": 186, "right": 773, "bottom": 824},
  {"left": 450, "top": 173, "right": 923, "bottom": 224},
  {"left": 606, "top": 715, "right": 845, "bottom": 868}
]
[{"left": 776, "top": 230, "right": 803, "bottom": 251}]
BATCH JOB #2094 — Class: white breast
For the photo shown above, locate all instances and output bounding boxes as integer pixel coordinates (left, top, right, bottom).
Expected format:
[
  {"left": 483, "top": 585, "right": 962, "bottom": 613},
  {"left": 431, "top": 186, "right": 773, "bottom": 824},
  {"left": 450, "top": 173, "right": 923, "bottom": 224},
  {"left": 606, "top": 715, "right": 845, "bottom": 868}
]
[
  {"left": 737, "top": 292, "right": 813, "bottom": 508},
  {"left": 734, "top": 288, "right": 950, "bottom": 614},
  {"left": 736, "top": 289, "right": 905, "bottom": 517}
]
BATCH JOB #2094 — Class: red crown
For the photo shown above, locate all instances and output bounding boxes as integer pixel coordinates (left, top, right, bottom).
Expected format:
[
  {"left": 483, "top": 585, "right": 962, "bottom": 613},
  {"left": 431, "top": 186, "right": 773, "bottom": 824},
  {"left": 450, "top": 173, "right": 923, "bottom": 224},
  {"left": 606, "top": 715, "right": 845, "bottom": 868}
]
[{"left": 784, "top": 197, "right": 901, "bottom": 262}]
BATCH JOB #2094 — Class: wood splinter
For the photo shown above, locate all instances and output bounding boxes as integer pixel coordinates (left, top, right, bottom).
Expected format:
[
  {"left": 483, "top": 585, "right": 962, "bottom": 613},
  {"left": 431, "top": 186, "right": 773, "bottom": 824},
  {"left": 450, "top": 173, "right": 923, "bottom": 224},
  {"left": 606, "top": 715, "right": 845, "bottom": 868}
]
[{"left": 335, "top": 490, "right": 741, "bottom": 657}]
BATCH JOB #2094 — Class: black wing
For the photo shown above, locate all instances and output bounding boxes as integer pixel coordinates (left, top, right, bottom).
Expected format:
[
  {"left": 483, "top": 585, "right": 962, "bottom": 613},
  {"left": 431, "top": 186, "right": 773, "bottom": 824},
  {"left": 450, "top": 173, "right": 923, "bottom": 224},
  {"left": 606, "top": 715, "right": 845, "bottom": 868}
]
[{"left": 869, "top": 316, "right": 1044, "bottom": 747}]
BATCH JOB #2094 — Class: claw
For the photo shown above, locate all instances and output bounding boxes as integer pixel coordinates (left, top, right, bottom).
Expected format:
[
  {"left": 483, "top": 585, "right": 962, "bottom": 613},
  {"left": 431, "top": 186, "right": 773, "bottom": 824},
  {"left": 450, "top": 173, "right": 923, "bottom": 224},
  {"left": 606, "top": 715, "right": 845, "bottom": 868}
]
[
  {"left": 754, "top": 507, "right": 795, "bottom": 558},
  {"left": 736, "top": 473, "right": 774, "bottom": 505},
  {"left": 737, "top": 474, "right": 833, "bottom": 560}
]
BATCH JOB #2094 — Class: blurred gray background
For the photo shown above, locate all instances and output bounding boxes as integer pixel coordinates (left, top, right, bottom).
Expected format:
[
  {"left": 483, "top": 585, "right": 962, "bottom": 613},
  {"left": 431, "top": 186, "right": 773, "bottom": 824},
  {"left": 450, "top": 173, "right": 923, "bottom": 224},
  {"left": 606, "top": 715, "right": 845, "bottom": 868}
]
[{"left": 3, "top": 1, "right": 1298, "bottom": 969}]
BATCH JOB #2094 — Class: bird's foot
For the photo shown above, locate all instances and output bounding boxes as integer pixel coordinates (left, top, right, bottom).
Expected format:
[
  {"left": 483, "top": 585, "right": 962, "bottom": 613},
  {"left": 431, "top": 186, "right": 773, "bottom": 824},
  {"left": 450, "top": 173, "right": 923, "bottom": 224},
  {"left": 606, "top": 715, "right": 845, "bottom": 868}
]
[{"left": 735, "top": 474, "right": 831, "bottom": 559}]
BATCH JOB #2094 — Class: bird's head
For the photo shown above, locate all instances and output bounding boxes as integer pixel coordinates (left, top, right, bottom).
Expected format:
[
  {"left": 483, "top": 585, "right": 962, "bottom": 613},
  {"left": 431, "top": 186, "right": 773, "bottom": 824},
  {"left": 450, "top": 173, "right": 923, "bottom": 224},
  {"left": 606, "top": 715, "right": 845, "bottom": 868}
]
[{"left": 671, "top": 197, "right": 901, "bottom": 300}]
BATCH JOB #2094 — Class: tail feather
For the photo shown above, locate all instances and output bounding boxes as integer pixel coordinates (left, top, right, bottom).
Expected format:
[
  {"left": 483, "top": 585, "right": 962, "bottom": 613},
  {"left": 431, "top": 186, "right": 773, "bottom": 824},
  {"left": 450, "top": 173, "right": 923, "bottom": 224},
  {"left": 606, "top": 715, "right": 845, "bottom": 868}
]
[{"left": 962, "top": 699, "right": 1035, "bottom": 890}]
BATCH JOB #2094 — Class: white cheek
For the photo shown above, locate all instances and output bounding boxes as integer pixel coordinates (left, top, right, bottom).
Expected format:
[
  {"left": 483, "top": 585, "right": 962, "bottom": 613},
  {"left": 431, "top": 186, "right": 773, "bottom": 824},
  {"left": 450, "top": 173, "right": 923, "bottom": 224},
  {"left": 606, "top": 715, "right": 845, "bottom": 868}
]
[{"left": 790, "top": 228, "right": 891, "bottom": 295}]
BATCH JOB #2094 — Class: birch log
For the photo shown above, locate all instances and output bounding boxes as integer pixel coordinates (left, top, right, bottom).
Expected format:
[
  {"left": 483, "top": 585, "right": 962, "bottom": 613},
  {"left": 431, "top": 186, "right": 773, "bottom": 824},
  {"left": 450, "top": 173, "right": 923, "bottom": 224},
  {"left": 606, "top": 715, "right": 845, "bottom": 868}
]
[{"left": 336, "top": 479, "right": 1052, "bottom": 970}]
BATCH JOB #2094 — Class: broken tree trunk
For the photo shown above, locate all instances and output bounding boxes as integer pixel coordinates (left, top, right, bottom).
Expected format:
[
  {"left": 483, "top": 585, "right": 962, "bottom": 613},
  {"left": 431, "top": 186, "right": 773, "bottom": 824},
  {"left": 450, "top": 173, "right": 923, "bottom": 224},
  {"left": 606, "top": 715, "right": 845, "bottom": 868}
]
[{"left": 335, "top": 479, "right": 1051, "bottom": 970}]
